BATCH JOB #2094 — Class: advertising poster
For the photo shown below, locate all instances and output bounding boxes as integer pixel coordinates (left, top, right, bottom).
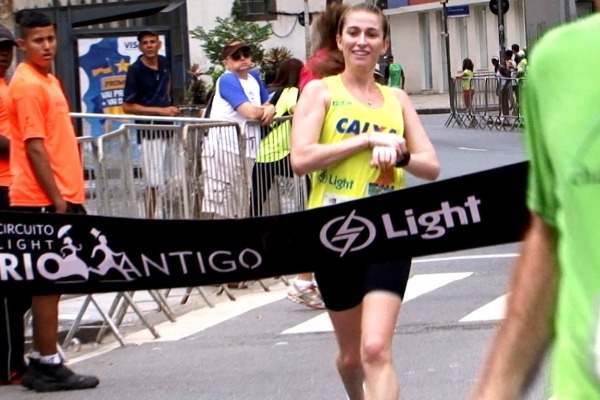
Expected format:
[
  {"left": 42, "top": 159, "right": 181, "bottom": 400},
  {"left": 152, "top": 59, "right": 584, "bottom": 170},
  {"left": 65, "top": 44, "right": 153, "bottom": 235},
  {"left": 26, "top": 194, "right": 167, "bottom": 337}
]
[{"left": 77, "top": 35, "right": 167, "bottom": 137}]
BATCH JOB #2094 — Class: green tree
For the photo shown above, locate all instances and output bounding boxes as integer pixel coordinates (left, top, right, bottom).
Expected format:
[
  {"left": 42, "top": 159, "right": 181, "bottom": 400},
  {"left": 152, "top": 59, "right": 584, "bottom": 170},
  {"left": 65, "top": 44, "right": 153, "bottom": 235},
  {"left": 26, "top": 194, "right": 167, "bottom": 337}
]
[
  {"left": 260, "top": 46, "right": 294, "bottom": 83},
  {"left": 186, "top": 64, "right": 211, "bottom": 105},
  {"left": 190, "top": 3, "right": 272, "bottom": 65}
]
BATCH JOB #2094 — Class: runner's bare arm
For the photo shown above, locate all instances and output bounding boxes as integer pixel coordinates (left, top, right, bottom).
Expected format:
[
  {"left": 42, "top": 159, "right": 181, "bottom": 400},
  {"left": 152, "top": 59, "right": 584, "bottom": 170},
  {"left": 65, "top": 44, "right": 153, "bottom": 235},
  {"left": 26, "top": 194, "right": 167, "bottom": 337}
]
[
  {"left": 291, "top": 80, "right": 382, "bottom": 176},
  {"left": 470, "top": 213, "right": 556, "bottom": 399},
  {"left": 394, "top": 89, "right": 440, "bottom": 181}
]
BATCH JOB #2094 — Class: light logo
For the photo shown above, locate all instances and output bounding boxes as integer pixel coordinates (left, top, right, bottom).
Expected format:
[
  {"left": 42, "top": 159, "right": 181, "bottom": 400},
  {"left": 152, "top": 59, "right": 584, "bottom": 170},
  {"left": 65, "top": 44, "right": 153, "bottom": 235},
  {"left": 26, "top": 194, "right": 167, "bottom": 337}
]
[{"left": 320, "top": 210, "right": 376, "bottom": 257}]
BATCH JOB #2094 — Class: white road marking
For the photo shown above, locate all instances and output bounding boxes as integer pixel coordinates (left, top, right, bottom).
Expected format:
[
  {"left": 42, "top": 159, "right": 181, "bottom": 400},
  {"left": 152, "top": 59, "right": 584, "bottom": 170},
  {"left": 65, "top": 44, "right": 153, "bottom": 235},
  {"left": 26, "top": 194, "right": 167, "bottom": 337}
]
[
  {"left": 414, "top": 253, "right": 518, "bottom": 264},
  {"left": 460, "top": 294, "right": 508, "bottom": 322},
  {"left": 68, "top": 284, "right": 288, "bottom": 364},
  {"left": 281, "top": 272, "right": 473, "bottom": 335},
  {"left": 403, "top": 272, "right": 473, "bottom": 301},
  {"left": 66, "top": 253, "right": 517, "bottom": 363},
  {"left": 458, "top": 147, "right": 487, "bottom": 152}
]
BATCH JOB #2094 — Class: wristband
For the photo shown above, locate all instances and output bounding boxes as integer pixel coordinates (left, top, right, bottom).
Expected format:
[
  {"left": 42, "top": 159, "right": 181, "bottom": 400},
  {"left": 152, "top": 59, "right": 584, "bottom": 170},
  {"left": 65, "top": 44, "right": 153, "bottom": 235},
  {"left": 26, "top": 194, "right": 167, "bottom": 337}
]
[{"left": 394, "top": 150, "right": 411, "bottom": 168}]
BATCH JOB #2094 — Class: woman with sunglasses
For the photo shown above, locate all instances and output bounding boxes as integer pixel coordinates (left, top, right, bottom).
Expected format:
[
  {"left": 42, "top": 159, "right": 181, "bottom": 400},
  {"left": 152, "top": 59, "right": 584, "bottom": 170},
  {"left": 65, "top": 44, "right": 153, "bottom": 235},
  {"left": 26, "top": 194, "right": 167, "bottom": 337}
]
[{"left": 291, "top": 3, "right": 439, "bottom": 399}]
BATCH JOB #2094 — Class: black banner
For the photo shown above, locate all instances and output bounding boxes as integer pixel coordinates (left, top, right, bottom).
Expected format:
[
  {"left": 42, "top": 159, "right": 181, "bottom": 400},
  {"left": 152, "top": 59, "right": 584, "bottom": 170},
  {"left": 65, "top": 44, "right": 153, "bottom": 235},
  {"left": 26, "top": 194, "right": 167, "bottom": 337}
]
[{"left": 0, "top": 162, "right": 529, "bottom": 296}]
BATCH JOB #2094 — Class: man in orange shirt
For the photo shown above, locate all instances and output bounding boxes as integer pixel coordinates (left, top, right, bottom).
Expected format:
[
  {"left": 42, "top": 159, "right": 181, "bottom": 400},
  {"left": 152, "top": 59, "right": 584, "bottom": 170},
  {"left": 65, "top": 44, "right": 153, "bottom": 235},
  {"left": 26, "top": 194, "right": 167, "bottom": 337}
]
[
  {"left": 0, "top": 22, "right": 32, "bottom": 387},
  {"left": 8, "top": 11, "right": 99, "bottom": 392}
]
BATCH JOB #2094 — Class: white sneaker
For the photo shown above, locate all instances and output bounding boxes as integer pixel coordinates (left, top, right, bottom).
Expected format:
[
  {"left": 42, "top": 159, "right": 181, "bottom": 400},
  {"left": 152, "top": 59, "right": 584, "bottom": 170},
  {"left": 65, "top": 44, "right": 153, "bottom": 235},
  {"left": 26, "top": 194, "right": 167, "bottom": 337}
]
[{"left": 286, "top": 282, "right": 325, "bottom": 309}]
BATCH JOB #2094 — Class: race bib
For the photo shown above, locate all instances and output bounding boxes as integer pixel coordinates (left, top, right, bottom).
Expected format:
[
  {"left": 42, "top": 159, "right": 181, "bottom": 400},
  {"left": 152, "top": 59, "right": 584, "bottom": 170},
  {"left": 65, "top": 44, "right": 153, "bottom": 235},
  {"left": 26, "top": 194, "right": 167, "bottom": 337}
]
[{"left": 323, "top": 193, "right": 354, "bottom": 206}]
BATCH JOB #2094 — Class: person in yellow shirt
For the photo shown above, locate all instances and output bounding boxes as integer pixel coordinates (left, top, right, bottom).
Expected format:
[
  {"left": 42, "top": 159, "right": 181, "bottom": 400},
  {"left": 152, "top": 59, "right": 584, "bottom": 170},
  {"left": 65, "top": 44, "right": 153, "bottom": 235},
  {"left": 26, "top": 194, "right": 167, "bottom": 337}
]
[
  {"left": 251, "top": 58, "right": 304, "bottom": 217},
  {"left": 454, "top": 57, "right": 475, "bottom": 112},
  {"left": 291, "top": 4, "right": 439, "bottom": 399}
]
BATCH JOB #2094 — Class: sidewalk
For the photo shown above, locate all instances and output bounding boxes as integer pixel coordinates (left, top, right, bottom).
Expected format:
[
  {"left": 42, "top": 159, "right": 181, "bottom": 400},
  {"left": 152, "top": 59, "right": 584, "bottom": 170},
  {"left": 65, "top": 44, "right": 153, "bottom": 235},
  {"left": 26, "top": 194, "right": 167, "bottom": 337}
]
[
  {"left": 409, "top": 92, "right": 451, "bottom": 114},
  {"left": 37, "top": 279, "right": 292, "bottom": 359}
]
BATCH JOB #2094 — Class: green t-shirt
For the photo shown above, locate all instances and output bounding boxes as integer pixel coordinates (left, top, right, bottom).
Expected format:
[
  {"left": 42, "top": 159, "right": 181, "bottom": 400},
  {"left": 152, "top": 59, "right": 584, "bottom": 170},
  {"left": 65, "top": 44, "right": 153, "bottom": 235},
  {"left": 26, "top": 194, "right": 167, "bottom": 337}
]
[
  {"left": 388, "top": 63, "right": 403, "bottom": 88},
  {"left": 257, "top": 87, "right": 298, "bottom": 162},
  {"left": 460, "top": 69, "right": 474, "bottom": 90},
  {"left": 524, "top": 13, "right": 600, "bottom": 399}
]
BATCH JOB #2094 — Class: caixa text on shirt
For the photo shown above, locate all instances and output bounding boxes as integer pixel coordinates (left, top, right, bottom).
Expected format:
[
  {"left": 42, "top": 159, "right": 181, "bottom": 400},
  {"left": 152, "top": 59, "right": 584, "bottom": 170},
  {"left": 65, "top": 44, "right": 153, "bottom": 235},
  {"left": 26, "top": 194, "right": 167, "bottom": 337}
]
[{"left": 0, "top": 222, "right": 262, "bottom": 283}]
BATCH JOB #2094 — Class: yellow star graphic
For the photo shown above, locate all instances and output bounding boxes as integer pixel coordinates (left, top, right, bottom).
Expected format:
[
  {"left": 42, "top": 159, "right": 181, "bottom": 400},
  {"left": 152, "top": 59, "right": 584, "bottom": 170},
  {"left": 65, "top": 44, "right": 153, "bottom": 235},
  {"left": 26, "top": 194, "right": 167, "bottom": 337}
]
[{"left": 115, "top": 59, "right": 130, "bottom": 73}]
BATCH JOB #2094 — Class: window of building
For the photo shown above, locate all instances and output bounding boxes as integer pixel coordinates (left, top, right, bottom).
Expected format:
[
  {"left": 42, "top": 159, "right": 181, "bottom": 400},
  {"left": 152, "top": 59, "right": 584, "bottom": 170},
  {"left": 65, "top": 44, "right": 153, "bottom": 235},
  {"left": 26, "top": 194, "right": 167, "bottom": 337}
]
[
  {"left": 239, "top": 0, "right": 277, "bottom": 21},
  {"left": 477, "top": 6, "right": 488, "bottom": 70},
  {"left": 457, "top": 17, "right": 469, "bottom": 63},
  {"left": 419, "top": 12, "right": 433, "bottom": 90}
]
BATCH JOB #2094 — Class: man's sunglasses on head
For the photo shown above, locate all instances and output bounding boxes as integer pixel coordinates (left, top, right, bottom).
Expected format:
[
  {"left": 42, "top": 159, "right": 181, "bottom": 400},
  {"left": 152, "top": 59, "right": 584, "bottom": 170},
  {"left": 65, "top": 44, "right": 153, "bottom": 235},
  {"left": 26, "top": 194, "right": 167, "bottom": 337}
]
[{"left": 231, "top": 48, "right": 252, "bottom": 61}]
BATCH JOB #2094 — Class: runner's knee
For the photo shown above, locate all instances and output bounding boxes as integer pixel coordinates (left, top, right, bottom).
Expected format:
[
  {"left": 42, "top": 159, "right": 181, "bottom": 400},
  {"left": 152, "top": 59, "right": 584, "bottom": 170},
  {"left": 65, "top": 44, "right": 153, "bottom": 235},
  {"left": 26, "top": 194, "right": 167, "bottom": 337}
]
[{"left": 361, "top": 337, "right": 391, "bottom": 367}]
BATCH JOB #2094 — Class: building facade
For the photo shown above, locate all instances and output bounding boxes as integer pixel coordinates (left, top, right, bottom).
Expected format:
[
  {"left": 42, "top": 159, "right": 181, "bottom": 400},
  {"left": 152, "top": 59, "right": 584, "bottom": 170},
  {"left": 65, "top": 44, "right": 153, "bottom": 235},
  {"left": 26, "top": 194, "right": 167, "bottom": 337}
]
[
  {"left": 186, "top": 0, "right": 528, "bottom": 94},
  {"left": 186, "top": 0, "right": 365, "bottom": 72},
  {"left": 10, "top": 0, "right": 594, "bottom": 103},
  {"left": 384, "top": 0, "right": 526, "bottom": 94}
]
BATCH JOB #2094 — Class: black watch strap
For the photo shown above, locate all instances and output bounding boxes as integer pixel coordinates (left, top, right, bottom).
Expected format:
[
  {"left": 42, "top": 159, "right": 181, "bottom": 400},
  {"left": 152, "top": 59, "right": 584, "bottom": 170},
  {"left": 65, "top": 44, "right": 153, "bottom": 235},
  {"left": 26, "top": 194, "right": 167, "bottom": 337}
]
[{"left": 394, "top": 150, "right": 411, "bottom": 168}]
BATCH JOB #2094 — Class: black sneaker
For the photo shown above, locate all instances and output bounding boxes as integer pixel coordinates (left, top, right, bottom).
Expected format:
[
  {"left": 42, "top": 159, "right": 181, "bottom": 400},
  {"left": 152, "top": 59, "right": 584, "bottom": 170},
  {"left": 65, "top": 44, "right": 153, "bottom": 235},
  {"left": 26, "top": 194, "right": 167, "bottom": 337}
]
[
  {"left": 21, "top": 358, "right": 39, "bottom": 390},
  {"left": 22, "top": 358, "right": 99, "bottom": 392}
]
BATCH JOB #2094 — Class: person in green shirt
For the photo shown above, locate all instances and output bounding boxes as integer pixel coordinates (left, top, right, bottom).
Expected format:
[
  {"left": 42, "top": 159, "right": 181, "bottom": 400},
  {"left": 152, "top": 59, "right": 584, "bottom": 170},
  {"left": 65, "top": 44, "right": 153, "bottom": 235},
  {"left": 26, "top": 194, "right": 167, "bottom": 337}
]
[
  {"left": 454, "top": 57, "right": 475, "bottom": 111},
  {"left": 471, "top": 8, "right": 600, "bottom": 400},
  {"left": 384, "top": 54, "right": 405, "bottom": 89}
]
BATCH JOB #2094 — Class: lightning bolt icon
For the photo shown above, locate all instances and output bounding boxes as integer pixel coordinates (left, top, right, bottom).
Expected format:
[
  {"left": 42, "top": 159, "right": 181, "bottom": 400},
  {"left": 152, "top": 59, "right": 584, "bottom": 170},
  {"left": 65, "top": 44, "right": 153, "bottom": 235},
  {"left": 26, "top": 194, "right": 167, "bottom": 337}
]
[{"left": 331, "top": 210, "right": 364, "bottom": 257}]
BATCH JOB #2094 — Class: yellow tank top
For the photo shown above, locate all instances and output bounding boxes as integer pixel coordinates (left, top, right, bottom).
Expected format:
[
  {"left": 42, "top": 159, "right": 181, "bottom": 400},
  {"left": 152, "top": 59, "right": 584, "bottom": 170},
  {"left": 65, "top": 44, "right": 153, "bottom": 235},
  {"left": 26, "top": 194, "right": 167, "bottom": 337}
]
[{"left": 308, "top": 74, "right": 405, "bottom": 210}]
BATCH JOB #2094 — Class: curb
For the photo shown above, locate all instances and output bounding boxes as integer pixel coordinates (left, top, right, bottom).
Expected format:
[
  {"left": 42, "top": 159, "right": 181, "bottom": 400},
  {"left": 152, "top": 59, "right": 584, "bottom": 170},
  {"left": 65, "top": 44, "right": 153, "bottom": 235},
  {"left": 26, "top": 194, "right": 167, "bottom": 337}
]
[{"left": 416, "top": 108, "right": 451, "bottom": 115}]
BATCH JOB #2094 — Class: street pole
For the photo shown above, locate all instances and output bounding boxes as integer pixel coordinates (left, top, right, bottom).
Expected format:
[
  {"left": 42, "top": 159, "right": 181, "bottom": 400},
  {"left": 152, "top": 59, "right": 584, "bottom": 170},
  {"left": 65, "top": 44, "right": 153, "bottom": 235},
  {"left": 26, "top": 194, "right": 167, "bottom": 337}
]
[
  {"left": 304, "top": 0, "right": 311, "bottom": 59},
  {"left": 441, "top": 0, "right": 454, "bottom": 114},
  {"left": 497, "top": 0, "right": 506, "bottom": 62}
]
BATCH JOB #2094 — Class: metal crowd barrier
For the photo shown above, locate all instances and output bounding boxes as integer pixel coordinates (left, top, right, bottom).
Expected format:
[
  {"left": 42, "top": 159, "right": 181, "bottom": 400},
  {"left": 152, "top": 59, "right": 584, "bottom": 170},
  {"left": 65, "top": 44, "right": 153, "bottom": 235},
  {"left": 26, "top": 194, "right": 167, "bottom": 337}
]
[
  {"left": 64, "top": 113, "right": 308, "bottom": 346},
  {"left": 244, "top": 117, "right": 308, "bottom": 218},
  {"left": 446, "top": 75, "right": 525, "bottom": 131},
  {"left": 68, "top": 138, "right": 163, "bottom": 348},
  {"left": 67, "top": 113, "right": 217, "bottom": 348},
  {"left": 96, "top": 123, "right": 187, "bottom": 220}
]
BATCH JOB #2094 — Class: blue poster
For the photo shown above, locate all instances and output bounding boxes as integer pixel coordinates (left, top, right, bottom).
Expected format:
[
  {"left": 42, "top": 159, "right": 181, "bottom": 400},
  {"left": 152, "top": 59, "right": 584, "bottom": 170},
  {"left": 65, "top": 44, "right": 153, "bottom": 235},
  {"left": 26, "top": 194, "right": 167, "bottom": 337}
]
[
  {"left": 78, "top": 37, "right": 131, "bottom": 137},
  {"left": 77, "top": 35, "right": 167, "bottom": 137}
]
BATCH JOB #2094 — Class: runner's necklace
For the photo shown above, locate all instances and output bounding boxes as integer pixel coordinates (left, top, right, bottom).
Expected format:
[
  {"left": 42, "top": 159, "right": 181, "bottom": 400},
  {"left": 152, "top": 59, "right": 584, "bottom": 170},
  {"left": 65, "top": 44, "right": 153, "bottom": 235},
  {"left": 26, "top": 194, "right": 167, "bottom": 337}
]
[{"left": 367, "top": 87, "right": 377, "bottom": 106}]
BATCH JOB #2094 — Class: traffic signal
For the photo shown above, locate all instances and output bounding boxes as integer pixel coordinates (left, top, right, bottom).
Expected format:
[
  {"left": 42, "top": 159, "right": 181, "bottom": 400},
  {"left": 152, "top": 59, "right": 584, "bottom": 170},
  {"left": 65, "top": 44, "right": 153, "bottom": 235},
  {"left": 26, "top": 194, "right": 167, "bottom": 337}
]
[
  {"left": 298, "top": 12, "right": 314, "bottom": 27},
  {"left": 376, "top": 0, "right": 389, "bottom": 10},
  {"left": 489, "top": 0, "right": 510, "bottom": 15}
]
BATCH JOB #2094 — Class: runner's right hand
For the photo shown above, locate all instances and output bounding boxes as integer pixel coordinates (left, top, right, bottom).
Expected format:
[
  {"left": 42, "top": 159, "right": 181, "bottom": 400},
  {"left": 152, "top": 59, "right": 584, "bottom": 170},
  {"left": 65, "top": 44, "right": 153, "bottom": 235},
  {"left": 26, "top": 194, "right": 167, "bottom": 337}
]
[{"left": 370, "top": 145, "right": 398, "bottom": 170}]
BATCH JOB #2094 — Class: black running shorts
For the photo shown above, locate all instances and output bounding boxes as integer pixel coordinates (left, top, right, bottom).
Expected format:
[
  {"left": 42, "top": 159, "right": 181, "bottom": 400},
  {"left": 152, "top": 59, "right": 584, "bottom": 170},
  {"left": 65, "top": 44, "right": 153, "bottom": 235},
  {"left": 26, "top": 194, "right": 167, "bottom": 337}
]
[{"left": 314, "top": 258, "right": 412, "bottom": 312}]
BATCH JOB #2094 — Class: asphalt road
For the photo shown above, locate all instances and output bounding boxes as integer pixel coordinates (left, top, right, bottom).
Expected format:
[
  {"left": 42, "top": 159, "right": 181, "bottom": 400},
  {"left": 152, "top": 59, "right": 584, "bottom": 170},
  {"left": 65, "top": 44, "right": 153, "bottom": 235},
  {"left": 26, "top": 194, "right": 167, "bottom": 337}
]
[{"left": 3, "top": 115, "right": 550, "bottom": 400}]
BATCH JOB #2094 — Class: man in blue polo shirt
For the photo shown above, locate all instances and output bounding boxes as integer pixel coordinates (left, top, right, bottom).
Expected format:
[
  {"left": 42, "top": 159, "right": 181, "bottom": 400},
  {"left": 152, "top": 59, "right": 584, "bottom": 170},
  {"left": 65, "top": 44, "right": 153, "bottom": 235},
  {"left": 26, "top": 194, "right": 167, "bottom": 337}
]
[
  {"left": 123, "top": 30, "right": 178, "bottom": 117},
  {"left": 123, "top": 30, "right": 180, "bottom": 218}
]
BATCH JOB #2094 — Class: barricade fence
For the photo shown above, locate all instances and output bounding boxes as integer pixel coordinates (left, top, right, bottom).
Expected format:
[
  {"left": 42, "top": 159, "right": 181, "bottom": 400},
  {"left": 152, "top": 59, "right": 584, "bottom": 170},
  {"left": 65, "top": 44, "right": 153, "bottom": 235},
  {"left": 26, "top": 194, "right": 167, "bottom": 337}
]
[
  {"left": 75, "top": 113, "right": 305, "bottom": 222},
  {"left": 244, "top": 118, "right": 308, "bottom": 218},
  {"left": 67, "top": 113, "right": 302, "bottom": 346},
  {"left": 446, "top": 75, "right": 525, "bottom": 132}
]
